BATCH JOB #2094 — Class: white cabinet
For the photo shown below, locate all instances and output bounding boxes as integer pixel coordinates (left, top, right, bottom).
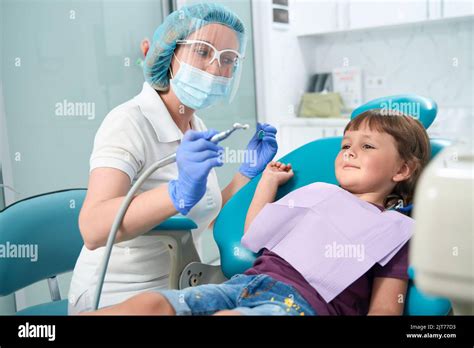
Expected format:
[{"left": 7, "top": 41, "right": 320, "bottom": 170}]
[
  {"left": 348, "top": 0, "right": 428, "bottom": 29},
  {"left": 442, "top": 0, "right": 474, "bottom": 18},
  {"left": 293, "top": 0, "right": 474, "bottom": 37},
  {"left": 428, "top": 0, "right": 474, "bottom": 19},
  {"left": 291, "top": 0, "right": 339, "bottom": 35}
]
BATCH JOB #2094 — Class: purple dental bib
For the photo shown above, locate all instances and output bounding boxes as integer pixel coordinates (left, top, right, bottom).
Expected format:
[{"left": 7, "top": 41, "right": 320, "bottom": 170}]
[{"left": 241, "top": 182, "right": 413, "bottom": 302}]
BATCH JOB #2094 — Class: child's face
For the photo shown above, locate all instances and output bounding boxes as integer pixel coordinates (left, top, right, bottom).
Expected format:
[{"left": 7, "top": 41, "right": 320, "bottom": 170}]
[{"left": 335, "top": 124, "right": 405, "bottom": 197}]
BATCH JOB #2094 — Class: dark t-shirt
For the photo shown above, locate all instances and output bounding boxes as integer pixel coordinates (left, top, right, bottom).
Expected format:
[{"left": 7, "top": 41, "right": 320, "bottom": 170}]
[{"left": 243, "top": 203, "right": 410, "bottom": 315}]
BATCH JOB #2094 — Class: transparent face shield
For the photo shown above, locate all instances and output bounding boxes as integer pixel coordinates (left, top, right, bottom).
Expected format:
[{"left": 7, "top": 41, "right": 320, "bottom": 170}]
[{"left": 170, "top": 21, "right": 247, "bottom": 108}]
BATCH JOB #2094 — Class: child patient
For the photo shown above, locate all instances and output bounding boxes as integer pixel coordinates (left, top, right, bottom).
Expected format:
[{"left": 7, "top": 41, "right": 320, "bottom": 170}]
[{"left": 85, "top": 109, "right": 431, "bottom": 316}]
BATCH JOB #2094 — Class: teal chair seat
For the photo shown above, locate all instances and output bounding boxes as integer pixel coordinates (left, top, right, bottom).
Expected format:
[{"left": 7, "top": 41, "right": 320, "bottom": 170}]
[
  {"left": 405, "top": 267, "right": 451, "bottom": 315},
  {"left": 16, "top": 299, "right": 69, "bottom": 316}
]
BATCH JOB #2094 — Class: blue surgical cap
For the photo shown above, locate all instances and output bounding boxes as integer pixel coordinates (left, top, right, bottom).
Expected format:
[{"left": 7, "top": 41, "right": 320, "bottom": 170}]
[{"left": 143, "top": 2, "right": 246, "bottom": 91}]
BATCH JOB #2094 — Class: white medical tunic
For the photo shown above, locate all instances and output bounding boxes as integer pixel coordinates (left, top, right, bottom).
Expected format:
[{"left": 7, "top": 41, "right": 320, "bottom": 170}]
[{"left": 68, "top": 82, "right": 222, "bottom": 311}]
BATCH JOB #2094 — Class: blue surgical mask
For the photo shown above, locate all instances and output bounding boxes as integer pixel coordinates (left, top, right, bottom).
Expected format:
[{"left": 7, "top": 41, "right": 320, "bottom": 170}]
[{"left": 169, "top": 56, "right": 232, "bottom": 110}]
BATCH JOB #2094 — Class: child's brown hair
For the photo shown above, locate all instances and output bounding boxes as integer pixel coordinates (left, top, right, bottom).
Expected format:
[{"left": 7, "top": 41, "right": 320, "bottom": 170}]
[{"left": 343, "top": 109, "right": 431, "bottom": 209}]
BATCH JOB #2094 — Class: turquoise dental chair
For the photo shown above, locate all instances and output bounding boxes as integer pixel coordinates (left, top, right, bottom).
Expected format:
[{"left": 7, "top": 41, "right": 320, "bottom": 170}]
[
  {"left": 212, "top": 94, "right": 452, "bottom": 316},
  {"left": 0, "top": 189, "right": 199, "bottom": 315},
  {"left": 0, "top": 94, "right": 451, "bottom": 315}
]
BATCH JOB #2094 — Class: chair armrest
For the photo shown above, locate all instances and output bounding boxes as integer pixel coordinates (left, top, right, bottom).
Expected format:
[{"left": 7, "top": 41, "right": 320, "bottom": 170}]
[
  {"left": 145, "top": 216, "right": 199, "bottom": 289},
  {"left": 150, "top": 216, "right": 197, "bottom": 231}
]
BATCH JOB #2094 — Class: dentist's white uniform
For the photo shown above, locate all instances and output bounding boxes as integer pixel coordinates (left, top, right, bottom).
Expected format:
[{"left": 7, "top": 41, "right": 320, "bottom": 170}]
[{"left": 68, "top": 82, "right": 222, "bottom": 313}]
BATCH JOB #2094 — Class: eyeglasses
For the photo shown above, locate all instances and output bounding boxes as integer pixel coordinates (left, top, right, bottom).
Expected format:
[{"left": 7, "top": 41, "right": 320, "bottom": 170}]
[{"left": 176, "top": 39, "right": 244, "bottom": 69}]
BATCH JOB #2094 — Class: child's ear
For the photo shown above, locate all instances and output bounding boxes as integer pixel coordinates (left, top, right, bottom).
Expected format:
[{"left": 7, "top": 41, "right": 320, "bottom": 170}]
[{"left": 393, "top": 160, "right": 416, "bottom": 183}]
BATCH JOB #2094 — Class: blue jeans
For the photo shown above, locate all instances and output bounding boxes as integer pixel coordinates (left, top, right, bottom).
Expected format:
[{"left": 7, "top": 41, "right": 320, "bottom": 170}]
[{"left": 154, "top": 274, "right": 317, "bottom": 316}]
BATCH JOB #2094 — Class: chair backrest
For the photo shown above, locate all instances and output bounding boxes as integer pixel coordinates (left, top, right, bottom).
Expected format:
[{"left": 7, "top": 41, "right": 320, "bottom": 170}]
[
  {"left": 350, "top": 94, "right": 437, "bottom": 128},
  {"left": 214, "top": 94, "right": 452, "bottom": 315},
  {"left": 0, "top": 189, "right": 85, "bottom": 296}
]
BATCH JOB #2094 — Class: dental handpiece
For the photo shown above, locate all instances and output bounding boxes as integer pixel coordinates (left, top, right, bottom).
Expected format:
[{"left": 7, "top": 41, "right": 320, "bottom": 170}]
[
  {"left": 91, "top": 122, "right": 249, "bottom": 310},
  {"left": 210, "top": 123, "right": 250, "bottom": 143}
]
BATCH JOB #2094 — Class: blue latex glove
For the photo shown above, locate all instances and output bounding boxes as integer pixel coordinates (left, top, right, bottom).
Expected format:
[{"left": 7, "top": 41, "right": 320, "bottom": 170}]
[
  {"left": 239, "top": 122, "right": 278, "bottom": 179},
  {"left": 169, "top": 129, "right": 224, "bottom": 215}
]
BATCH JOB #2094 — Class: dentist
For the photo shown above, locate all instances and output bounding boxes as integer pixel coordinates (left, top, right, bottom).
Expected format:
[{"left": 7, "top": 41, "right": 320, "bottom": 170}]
[{"left": 68, "top": 3, "right": 278, "bottom": 314}]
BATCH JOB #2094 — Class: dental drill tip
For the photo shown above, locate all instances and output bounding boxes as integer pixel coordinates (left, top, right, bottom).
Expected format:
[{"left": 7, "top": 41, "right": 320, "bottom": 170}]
[{"left": 232, "top": 122, "right": 250, "bottom": 130}]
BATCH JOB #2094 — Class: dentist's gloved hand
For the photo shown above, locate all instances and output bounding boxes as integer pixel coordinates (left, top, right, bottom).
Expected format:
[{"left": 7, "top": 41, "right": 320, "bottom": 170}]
[
  {"left": 239, "top": 122, "right": 278, "bottom": 179},
  {"left": 169, "top": 129, "right": 224, "bottom": 215}
]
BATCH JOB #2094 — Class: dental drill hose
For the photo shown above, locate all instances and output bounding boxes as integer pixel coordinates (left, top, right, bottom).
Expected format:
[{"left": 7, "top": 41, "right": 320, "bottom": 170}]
[
  {"left": 91, "top": 153, "right": 176, "bottom": 310},
  {"left": 91, "top": 124, "right": 249, "bottom": 310}
]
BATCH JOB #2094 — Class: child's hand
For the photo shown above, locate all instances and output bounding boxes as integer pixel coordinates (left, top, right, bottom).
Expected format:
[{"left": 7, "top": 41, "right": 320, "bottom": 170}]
[{"left": 261, "top": 161, "right": 294, "bottom": 186}]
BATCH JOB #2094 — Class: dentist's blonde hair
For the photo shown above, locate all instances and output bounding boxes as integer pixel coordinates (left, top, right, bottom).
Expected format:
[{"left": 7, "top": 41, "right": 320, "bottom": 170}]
[{"left": 343, "top": 109, "right": 431, "bottom": 209}]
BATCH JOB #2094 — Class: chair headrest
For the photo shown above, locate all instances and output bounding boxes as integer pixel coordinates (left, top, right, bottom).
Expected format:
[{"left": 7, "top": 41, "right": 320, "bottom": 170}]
[{"left": 351, "top": 94, "right": 437, "bottom": 129}]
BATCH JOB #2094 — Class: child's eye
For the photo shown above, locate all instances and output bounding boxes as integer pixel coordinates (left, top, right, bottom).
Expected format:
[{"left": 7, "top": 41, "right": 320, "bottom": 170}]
[
  {"left": 341, "top": 144, "right": 350, "bottom": 150},
  {"left": 363, "top": 144, "right": 374, "bottom": 149}
]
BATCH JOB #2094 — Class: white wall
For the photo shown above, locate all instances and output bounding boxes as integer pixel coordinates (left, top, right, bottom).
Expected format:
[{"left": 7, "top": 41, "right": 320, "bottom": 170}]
[
  {"left": 308, "top": 18, "right": 473, "bottom": 139},
  {"left": 310, "top": 19, "right": 473, "bottom": 104}
]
